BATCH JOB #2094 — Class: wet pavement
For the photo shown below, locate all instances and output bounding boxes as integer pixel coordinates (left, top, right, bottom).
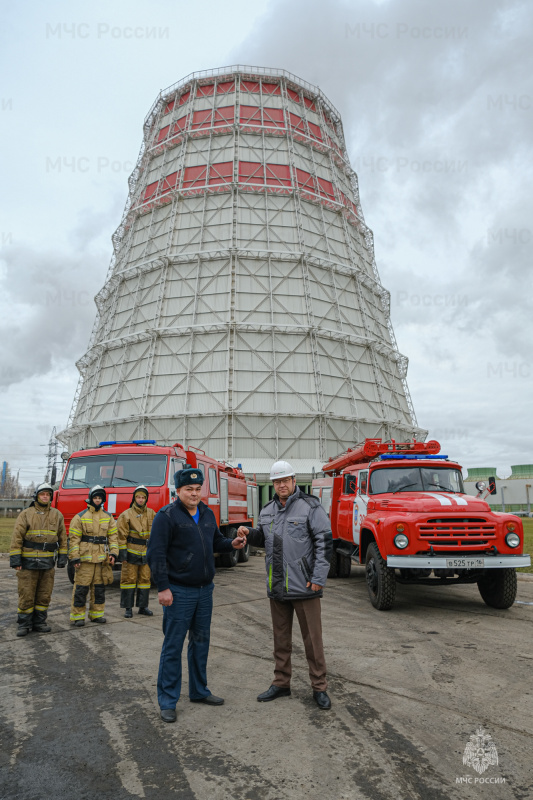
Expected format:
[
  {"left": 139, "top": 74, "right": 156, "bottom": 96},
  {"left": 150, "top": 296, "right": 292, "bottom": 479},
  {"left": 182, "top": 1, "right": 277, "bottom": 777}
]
[{"left": 0, "top": 556, "right": 532, "bottom": 799}]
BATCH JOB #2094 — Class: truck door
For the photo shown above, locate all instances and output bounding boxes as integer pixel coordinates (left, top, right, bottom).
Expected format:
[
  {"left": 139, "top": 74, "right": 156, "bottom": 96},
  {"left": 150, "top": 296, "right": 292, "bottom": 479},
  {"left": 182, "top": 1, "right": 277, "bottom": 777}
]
[
  {"left": 353, "top": 470, "right": 369, "bottom": 544},
  {"left": 169, "top": 458, "right": 184, "bottom": 501},
  {"left": 338, "top": 474, "right": 356, "bottom": 541},
  {"left": 220, "top": 475, "right": 229, "bottom": 524}
]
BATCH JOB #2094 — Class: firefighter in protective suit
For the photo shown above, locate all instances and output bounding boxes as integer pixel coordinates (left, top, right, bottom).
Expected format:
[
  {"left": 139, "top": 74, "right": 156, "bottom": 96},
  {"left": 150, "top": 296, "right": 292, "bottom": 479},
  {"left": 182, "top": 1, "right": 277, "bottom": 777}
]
[
  {"left": 69, "top": 486, "right": 118, "bottom": 626},
  {"left": 117, "top": 485, "right": 155, "bottom": 617},
  {"left": 9, "top": 483, "right": 68, "bottom": 636}
]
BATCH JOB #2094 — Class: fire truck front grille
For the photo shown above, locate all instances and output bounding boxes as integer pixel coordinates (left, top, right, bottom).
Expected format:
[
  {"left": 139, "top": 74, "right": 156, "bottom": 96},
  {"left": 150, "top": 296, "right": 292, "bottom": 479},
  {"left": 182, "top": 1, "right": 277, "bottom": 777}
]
[{"left": 418, "top": 518, "right": 496, "bottom": 541}]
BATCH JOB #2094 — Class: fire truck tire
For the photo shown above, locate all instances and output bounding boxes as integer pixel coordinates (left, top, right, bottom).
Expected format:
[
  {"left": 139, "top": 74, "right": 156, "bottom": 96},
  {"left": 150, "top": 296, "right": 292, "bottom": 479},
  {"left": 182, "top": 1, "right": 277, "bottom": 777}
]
[
  {"left": 338, "top": 553, "right": 351, "bottom": 579},
  {"left": 238, "top": 542, "right": 250, "bottom": 563},
  {"left": 67, "top": 561, "right": 75, "bottom": 585},
  {"left": 477, "top": 568, "right": 517, "bottom": 609},
  {"left": 365, "top": 543, "right": 396, "bottom": 610},
  {"left": 328, "top": 550, "right": 339, "bottom": 579},
  {"left": 219, "top": 528, "right": 240, "bottom": 568}
]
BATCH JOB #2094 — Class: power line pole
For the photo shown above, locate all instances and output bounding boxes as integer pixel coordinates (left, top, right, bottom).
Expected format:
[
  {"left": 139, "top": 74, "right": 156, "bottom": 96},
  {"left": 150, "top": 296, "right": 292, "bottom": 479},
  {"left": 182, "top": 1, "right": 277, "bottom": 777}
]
[{"left": 46, "top": 427, "right": 59, "bottom": 485}]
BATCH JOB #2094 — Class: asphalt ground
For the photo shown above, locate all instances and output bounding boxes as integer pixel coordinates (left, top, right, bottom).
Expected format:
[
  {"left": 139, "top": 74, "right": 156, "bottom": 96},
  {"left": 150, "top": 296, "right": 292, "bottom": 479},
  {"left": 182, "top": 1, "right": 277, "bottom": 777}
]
[{"left": 0, "top": 555, "right": 532, "bottom": 800}]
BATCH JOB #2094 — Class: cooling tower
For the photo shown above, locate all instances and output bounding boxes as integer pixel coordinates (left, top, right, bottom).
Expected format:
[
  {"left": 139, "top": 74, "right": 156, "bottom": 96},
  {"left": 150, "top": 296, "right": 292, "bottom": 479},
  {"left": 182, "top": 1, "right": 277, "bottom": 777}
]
[{"left": 59, "top": 66, "right": 425, "bottom": 471}]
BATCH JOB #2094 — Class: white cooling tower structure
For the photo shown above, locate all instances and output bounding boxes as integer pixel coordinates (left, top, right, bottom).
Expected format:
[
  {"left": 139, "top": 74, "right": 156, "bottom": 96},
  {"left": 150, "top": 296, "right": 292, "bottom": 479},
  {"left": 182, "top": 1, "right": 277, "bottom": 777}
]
[{"left": 60, "top": 66, "right": 425, "bottom": 470}]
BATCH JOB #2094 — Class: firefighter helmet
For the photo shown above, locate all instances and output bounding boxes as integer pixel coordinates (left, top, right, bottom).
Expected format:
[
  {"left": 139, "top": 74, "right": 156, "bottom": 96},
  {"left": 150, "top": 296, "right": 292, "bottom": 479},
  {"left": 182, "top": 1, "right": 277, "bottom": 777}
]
[
  {"left": 88, "top": 485, "right": 107, "bottom": 506},
  {"left": 130, "top": 485, "right": 149, "bottom": 507},
  {"left": 269, "top": 461, "right": 296, "bottom": 481},
  {"left": 34, "top": 482, "right": 53, "bottom": 502}
]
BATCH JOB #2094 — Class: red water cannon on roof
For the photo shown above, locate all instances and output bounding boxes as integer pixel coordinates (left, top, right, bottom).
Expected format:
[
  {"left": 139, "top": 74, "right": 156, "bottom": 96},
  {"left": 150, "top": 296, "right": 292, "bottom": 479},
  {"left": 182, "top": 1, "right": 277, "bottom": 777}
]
[{"left": 321, "top": 438, "right": 441, "bottom": 475}]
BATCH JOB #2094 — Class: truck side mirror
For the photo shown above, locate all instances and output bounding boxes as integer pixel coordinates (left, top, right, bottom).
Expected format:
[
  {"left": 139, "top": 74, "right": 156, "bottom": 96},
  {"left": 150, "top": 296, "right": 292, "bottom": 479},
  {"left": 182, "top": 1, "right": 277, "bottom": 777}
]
[
  {"left": 488, "top": 477, "right": 497, "bottom": 495},
  {"left": 344, "top": 475, "right": 357, "bottom": 495}
]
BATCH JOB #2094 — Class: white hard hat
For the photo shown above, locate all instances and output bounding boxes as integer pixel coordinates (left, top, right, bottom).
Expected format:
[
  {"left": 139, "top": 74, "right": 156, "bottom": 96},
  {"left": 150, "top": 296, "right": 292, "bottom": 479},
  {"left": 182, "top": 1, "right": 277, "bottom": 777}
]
[{"left": 269, "top": 460, "right": 296, "bottom": 481}]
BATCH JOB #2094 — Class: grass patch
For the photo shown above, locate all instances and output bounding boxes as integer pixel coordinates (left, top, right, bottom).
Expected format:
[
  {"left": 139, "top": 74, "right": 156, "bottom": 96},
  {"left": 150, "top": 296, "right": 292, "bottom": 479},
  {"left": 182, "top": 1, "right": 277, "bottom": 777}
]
[{"left": 0, "top": 518, "right": 15, "bottom": 553}]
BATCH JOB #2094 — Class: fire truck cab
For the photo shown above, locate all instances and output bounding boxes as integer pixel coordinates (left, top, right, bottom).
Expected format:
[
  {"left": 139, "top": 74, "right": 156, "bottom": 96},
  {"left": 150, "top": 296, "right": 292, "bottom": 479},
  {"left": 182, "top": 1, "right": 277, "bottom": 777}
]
[
  {"left": 312, "top": 438, "right": 530, "bottom": 610},
  {"left": 53, "top": 440, "right": 259, "bottom": 583}
]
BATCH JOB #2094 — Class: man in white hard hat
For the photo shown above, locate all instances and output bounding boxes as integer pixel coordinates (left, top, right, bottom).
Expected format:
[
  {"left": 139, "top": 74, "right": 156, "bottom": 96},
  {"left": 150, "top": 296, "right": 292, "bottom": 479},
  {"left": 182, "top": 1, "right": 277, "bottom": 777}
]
[{"left": 237, "top": 460, "right": 333, "bottom": 709}]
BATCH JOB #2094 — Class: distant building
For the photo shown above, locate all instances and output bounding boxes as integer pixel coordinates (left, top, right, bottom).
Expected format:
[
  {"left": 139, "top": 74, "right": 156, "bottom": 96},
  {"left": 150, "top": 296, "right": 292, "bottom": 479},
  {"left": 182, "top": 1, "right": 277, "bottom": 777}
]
[{"left": 464, "top": 465, "right": 533, "bottom": 514}]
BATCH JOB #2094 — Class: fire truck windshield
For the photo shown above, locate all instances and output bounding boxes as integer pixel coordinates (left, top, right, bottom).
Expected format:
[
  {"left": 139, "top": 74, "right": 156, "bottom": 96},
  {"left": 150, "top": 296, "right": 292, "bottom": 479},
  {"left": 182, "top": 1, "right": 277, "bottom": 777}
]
[
  {"left": 369, "top": 466, "right": 464, "bottom": 495},
  {"left": 62, "top": 454, "right": 167, "bottom": 489}
]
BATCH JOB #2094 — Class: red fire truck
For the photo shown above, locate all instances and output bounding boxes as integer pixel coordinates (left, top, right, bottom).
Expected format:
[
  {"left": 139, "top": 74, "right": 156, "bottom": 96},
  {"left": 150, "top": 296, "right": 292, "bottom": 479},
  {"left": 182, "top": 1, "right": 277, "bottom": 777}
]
[
  {"left": 312, "top": 438, "right": 530, "bottom": 610},
  {"left": 52, "top": 439, "right": 259, "bottom": 583}
]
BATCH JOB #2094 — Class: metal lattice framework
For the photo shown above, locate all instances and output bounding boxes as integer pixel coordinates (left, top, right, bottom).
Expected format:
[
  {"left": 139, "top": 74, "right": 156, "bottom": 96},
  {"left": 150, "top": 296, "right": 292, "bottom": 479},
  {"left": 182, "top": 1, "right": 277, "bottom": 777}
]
[{"left": 59, "top": 66, "right": 425, "bottom": 462}]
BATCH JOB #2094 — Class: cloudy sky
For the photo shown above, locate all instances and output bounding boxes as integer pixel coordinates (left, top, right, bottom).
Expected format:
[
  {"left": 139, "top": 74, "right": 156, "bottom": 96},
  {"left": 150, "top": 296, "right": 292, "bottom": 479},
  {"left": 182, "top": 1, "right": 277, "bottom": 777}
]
[{"left": 1, "top": 0, "right": 531, "bottom": 485}]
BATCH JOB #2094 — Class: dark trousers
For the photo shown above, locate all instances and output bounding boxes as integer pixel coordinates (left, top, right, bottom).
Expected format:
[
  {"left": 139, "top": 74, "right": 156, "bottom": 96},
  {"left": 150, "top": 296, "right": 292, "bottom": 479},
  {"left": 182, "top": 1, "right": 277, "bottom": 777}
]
[
  {"left": 157, "top": 582, "right": 214, "bottom": 710},
  {"left": 270, "top": 596, "right": 327, "bottom": 692}
]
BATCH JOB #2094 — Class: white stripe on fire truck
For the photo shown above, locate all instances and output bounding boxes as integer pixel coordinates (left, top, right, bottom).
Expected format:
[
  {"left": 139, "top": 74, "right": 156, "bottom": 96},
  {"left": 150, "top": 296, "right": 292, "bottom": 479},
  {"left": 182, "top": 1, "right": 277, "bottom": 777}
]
[
  {"left": 450, "top": 495, "right": 468, "bottom": 505},
  {"left": 423, "top": 492, "right": 452, "bottom": 505}
]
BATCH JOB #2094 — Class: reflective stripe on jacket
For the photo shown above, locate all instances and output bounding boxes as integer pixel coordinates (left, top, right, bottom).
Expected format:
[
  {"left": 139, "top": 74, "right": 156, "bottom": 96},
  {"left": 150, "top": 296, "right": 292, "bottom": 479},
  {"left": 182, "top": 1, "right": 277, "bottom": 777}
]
[
  {"left": 247, "top": 488, "right": 332, "bottom": 601},
  {"left": 68, "top": 507, "right": 118, "bottom": 563},
  {"left": 117, "top": 504, "right": 155, "bottom": 564},
  {"left": 10, "top": 502, "right": 67, "bottom": 570}
]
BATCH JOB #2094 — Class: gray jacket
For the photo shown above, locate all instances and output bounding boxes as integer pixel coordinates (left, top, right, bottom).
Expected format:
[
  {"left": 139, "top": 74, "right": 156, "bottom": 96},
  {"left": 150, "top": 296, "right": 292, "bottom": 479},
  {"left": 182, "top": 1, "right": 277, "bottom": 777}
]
[{"left": 247, "top": 488, "right": 333, "bottom": 601}]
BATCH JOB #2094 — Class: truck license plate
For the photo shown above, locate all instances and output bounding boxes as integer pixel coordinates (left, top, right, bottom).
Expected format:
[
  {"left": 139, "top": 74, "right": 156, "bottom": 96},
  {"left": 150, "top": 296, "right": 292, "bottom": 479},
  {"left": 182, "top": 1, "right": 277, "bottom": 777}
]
[{"left": 446, "top": 557, "right": 484, "bottom": 569}]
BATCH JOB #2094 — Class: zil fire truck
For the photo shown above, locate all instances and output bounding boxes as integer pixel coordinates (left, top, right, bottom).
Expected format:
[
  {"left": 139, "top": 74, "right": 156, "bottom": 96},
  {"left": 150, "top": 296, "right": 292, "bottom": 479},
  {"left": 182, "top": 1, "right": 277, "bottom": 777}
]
[
  {"left": 52, "top": 440, "right": 259, "bottom": 584},
  {"left": 312, "top": 438, "right": 530, "bottom": 610}
]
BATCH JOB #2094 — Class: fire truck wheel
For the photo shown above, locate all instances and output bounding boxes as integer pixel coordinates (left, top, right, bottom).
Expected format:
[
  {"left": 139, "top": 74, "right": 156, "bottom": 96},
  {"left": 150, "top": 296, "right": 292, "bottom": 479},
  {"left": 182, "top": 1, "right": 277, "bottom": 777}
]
[
  {"left": 338, "top": 553, "right": 351, "bottom": 579},
  {"left": 67, "top": 561, "right": 76, "bottom": 585},
  {"left": 219, "top": 529, "right": 240, "bottom": 568},
  {"left": 477, "top": 568, "right": 517, "bottom": 609},
  {"left": 238, "top": 542, "right": 250, "bottom": 563},
  {"left": 365, "top": 543, "right": 396, "bottom": 610},
  {"left": 328, "top": 551, "right": 339, "bottom": 579}
]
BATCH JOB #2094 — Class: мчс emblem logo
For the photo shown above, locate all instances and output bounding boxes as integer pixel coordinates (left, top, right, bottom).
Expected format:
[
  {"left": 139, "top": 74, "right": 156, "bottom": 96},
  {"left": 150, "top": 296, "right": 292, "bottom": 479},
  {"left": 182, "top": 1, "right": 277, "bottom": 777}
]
[{"left": 463, "top": 727, "right": 498, "bottom": 775}]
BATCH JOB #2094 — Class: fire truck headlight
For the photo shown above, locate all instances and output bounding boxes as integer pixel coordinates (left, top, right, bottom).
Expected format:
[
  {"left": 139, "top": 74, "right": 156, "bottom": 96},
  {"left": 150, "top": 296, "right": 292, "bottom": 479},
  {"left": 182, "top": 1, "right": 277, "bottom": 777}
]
[
  {"left": 505, "top": 532, "right": 520, "bottom": 548},
  {"left": 475, "top": 481, "right": 486, "bottom": 492},
  {"left": 394, "top": 533, "right": 409, "bottom": 549}
]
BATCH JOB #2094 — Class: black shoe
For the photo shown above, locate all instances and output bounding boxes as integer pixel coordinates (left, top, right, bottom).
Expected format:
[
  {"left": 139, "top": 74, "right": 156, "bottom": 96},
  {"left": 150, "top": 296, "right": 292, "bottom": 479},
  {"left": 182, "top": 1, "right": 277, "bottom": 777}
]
[
  {"left": 190, "top": 694, "right": 224, "bottom": 706},
  {"left": 160, "top": 708, "right": 177, "bottom": 723},
  {"left": 90, "top": 617, "right": 106, "bottom": 624},
  {"left": 313, "top": 691, "right": 331, "bottom": 710},
  {"left": 138, "top": 607, "right": 153, "bottom": 616},
  {"left": 33, "top": 623, "right": 51, "bottom": 633},
  {"left": 124, "top": 608, "right": 133, "bottom": 618},
  {"left": 16, "top": 627, "right": 31, "bottom": 637},
  {"left": 74, "top": 620, "right": 85, "bottom": 628},
  {"left": 257, "top": 685, "right": 291, "bottom": 702}
]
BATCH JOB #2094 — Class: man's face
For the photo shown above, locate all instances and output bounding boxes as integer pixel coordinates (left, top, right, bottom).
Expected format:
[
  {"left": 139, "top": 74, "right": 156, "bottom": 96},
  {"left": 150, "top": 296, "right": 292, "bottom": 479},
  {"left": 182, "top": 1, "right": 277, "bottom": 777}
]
[
  {"left": 92, "top": 495, "right": 103, "bottom": 508},
  {"left": 272, "top": 476, "right": 296, "bottom": 501},
  {"left": 135, "top": 493, "right": 147, "bottom": 507},
  {"left": 177, "top": 483, "right": 202, "bottom": 511},
  {"left": 37, "top": 491, "right": 52, "bottom": 505}
]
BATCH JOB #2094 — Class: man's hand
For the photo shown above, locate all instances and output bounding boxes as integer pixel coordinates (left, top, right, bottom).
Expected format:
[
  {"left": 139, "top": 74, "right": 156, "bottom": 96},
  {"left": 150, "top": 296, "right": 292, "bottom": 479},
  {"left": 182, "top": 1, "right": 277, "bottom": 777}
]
[
  {"left": 74, "top": 562, "right": 81, "bottom": 569},
  {"left": 232, "top": 535, "right": 246, "bottom": 549},
  {"left": 158, "top": 589, "right": 173, "bottom": 607},
  {"left": 236, "top": 526, "right": 249, "bottom": 538},
  {"left": 108, "top": 555, "right": 116, "bottom": 566},
  {"left": 15, "top": 566, "right": 21, "bottom": 571},
  {"left": 306, "top": 582, "right": 322, "bottom": 592}
]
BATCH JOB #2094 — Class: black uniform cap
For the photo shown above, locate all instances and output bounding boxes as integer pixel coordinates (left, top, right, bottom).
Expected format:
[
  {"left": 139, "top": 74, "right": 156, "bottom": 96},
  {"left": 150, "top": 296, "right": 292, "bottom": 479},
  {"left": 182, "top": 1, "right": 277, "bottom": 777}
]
[{"left": 174, "top": 465, "right": 204, "bottom": 489}]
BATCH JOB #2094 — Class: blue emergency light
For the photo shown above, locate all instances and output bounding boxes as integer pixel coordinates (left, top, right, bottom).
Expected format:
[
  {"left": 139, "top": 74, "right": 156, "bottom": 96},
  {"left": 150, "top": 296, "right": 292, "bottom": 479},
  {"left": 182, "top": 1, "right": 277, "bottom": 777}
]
[
  {"left": 379, "top": 454, "right": 448, "bottom": 460},
  {"left": 98, "top": 439, "right": 157, "bottom": 447}
]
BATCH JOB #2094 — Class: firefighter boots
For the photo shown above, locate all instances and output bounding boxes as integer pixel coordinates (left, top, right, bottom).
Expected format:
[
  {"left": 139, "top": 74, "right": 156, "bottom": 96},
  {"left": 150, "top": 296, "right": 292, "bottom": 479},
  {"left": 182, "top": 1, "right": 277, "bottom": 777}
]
[{"left": 33, "top": 610, "right": 51, "bottom": 633}]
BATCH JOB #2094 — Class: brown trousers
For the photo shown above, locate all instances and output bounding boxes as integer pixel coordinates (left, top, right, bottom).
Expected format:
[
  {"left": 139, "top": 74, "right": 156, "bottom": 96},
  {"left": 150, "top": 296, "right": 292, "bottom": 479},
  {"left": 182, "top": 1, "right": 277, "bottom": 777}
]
[
  {"left": 270, "top": 596, "right": 327, "bottom": 692},
  {"left": 17, "top": 568, "right": 55, "bottom": 614}
]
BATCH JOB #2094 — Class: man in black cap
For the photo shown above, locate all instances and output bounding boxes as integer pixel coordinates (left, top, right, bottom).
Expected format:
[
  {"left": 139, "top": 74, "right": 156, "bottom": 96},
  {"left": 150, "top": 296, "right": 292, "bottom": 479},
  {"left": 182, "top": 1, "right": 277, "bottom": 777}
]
[{"left": 147, "top": 466, "right": 246, "bottom": 723}]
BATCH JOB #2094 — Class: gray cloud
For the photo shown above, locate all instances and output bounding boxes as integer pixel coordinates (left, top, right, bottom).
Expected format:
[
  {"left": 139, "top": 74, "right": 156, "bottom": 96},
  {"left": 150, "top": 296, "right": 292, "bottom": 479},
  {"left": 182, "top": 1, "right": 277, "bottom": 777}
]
[
  {"left": 231, "top": 0, "right": 533, "bottom": 466},
  {"left": 0, "top": 213, "right": 110, "bottom": 388}
]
